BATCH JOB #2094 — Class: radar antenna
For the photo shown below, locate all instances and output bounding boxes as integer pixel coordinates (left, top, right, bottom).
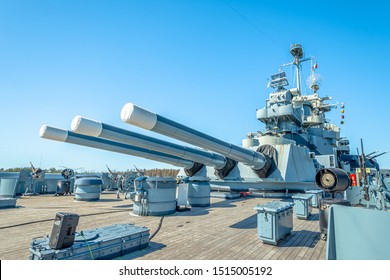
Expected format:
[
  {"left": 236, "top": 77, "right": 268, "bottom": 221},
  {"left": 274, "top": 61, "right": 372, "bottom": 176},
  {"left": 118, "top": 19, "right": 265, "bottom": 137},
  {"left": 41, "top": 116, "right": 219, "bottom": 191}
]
[{"left": 306, "top": 60, "right": 323, "bottom": 93}]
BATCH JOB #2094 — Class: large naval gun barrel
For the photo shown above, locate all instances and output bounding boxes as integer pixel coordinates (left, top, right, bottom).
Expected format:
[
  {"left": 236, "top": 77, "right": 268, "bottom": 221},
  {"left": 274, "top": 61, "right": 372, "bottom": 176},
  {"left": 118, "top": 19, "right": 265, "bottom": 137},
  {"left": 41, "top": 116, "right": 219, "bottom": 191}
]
[
  {"left": 121, "top": 103, "right": 272, "bottom": 177},
  {"left": 39, "top": 125, "right": 195, "bottom": 169},
  {"left": 71, "top": 116, "right": 229, "bottom": 177}
]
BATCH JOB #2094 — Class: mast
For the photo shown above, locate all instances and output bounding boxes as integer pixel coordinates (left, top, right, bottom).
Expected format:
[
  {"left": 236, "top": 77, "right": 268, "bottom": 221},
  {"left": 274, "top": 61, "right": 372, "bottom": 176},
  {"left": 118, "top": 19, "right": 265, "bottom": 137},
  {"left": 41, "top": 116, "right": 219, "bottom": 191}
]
[{"left": 290, "top": 44, "right": 304, "bottom": 93}]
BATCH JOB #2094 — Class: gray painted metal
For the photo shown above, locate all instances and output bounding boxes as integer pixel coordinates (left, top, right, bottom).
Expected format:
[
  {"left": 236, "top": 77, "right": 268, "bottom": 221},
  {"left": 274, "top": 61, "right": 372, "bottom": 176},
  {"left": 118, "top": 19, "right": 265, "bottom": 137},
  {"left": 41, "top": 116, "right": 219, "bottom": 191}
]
[
  {"left": 29, "top": 224, "right": 150, "bottom": 260},
  {"left": 305, "top": 189, "right": 323, "bottom": 208},
  {"left": 121, "top": 103, "right": 267, "bottom": 171},
  {"left": 254, "top": 201, "right": 294, "bottom": 245},
  {"left": 291, "top": 194, "right": 313, "bottom": 219},
  {"left": 0, "top": 171, "right": 30, "bottom": 195},
  {"left": 0, "top": 172, "right": 20, "bottom": 179},
  {"left": 319, "top": 199, "right": 350, "bottom": 241},
  {"left": 132, "top": 177, "right": 177, "bottom": 216},
  {"left": 71, "top": 116, "right": 227, "bottom": 170},
  {"left": 56, "top": 180, "right": 71, "bottom": 195},
  {"left": 44, "top": 179, "right": 61, "bottom": 193},
  {"left": 0, "top": 172, "right": 66, "bottom": 195},
  {"left": 101, "top": 172, "right": 114, "bottom": 190},
  {"left": 0, "top": 197, "right": 17, "bottom": 208},
  {"left": 39, "top": 125, "right": 195, "bottom": 169},
  {"left": 74, "top": 177, "right": 103, "bottom": 201},
  {"left": 327, "top": 205, "right": 390, "bottom": 260},
  {"left": 16, "top": 170, "right": 30, "bottom": 195},
  {"left": 210, "top": 191, "right": 241, "bottom": 199},
  {"left": 177, "top": 184, "right": 189, "bottom": 207},
  {"left": 187, "top": 177, "right": 211, "bottom": 207},
  {"left": 0, "top": 178, "right": 18, "bottom": 198}
]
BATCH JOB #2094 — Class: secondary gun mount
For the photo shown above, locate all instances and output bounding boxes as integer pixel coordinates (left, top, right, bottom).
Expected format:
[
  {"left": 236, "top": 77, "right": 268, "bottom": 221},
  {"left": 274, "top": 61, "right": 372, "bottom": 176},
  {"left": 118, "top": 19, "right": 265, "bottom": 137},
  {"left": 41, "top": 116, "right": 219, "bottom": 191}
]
[{"left": 121, "top": 103, "right": 273, "bottom": 178}]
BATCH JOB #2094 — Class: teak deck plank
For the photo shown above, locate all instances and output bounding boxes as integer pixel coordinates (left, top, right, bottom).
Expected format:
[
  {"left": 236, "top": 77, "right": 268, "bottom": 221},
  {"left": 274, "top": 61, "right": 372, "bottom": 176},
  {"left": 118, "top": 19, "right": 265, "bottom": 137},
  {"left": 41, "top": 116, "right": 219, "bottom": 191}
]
[{"left": 0, "top": 193, "right": 326, "bottom": 260}]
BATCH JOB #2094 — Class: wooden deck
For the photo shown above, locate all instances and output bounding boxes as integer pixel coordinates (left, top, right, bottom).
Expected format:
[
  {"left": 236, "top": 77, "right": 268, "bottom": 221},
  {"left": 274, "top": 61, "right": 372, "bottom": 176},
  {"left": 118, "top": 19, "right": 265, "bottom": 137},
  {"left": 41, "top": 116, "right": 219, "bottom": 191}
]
[{"left": 0, "top": 192, "right": 326, "bottom": 260}]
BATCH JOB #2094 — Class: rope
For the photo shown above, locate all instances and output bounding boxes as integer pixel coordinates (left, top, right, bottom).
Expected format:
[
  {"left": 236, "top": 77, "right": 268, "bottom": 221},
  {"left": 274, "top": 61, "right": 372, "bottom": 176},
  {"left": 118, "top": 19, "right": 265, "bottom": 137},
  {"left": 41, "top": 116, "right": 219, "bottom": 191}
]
[{"left": 222, "top": 0, "right": 284, "bottom": 50}]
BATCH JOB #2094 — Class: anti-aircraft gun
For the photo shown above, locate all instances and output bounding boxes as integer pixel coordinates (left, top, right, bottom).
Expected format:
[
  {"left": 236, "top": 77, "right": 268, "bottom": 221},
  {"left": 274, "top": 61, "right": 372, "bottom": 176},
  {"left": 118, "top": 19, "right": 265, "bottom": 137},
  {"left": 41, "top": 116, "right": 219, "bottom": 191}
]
[
  {"left": 106, "top": 164, "right": 143, "bottom": 194},
  {"left": 30, "top": 162, "right": 43, "bottom": 180},
  {"left": 106, "top": 165, "right": 121, "bottom": 190},
  {"left": 314, "top": 137, "right": 390, "bottom": 240},
  {"left": 23, "top": 162, "right": 45, "bottom": 195},
  {"left": 56, "top": 168, "right": 74, "bottom": 196},
  {"left": 339, "top": 139, "right": 390, "bottom": 210}
]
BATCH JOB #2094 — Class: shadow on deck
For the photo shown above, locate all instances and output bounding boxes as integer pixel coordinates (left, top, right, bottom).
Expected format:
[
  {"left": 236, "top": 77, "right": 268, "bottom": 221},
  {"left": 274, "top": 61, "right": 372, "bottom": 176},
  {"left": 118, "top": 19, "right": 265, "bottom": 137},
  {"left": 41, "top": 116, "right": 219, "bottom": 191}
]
[
  {"left": 278, "top": 230, "right": 320, "bottom": 248},
  {"left": 229, "top": 214, "right": 257, "bottom": 229},
  {"left": 171, "top": 197, "right": 252, "bottom": 217}
]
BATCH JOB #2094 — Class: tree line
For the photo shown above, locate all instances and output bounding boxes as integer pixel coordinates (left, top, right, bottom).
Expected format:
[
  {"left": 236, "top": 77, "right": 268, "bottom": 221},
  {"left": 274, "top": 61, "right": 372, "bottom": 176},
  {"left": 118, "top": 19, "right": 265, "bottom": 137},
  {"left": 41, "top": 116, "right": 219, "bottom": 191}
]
[{"left": 0, "top": 167, "right": 180, "bottom": 177}]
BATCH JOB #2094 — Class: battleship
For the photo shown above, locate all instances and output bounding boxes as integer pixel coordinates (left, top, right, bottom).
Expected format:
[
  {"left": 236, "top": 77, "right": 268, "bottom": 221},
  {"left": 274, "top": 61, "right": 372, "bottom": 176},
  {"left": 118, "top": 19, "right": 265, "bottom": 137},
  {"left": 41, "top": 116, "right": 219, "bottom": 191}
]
[
  {"left": 40, "top": 44, "right": 345, "bottom": 194},
  {"left": 1, "top": 43, "right": 390, "bottom": 260}
]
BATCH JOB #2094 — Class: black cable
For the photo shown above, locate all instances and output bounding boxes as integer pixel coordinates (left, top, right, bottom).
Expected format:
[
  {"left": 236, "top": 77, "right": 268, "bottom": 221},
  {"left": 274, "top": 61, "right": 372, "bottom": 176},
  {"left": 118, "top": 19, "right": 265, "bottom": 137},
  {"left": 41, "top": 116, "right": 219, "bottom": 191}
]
[
  {"left": 0, "top": 209, "right": 131, "bottom": 230},
  {"left": 149, "top": 216, "right": 164, "bottom": 241}
]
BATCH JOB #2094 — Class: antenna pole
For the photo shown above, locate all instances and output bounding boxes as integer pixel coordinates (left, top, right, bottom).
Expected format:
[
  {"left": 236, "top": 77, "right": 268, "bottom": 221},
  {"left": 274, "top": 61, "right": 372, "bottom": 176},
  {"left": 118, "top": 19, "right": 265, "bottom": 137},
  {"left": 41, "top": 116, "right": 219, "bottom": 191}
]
[
  {"left": 290, "top": 44, "right": 304, "bottom": 94},
  {"left": 360, "top": 139, "right": 369, "bottom": 201}
]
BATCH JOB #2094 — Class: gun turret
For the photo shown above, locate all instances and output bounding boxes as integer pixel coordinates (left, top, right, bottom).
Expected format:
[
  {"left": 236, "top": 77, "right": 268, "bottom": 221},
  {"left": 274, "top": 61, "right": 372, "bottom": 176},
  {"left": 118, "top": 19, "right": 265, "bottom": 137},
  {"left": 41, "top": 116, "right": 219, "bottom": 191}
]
[
  {"left": 120, "top": 103, "right": 273, "bottom": 177},
  {"left": 39, "top": 125, "right": 196, "bottom": 170},
  {"left": 71, "top": 116, "right": 235, "bottom": 178}
]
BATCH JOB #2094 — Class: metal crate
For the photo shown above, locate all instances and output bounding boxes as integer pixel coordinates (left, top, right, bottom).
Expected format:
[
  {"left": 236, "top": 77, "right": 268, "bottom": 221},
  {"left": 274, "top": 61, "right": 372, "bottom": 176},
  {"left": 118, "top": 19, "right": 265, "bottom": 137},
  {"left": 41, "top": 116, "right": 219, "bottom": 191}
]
[
  {"left": 305, "top": 189, "right": 323, "bottom": 208},
  {"left": 292, "top": 194, "right": 313, "bottom": 219},
  {"left": 254, "top": 201, "right": 294, "bottom": 245},
  {"left": 29, "top": 224, "right": 150, "bottom": 260}
]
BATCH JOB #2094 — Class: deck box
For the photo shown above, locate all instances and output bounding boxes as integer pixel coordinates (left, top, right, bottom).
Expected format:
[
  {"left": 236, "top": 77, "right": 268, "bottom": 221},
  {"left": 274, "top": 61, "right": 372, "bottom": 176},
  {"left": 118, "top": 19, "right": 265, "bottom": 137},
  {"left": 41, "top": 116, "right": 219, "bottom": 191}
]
[
  {"left": 292, "top": 194, "right": 313, "bottom": 219},
  {"left": 305, "top": 189, "right": 323, "bottom": 208},
  {"left": 254, "top": 201, "right": 294, "bottom": 245},
  {"left": 30, "top": 224, "right": 150, "bottom": 260}
]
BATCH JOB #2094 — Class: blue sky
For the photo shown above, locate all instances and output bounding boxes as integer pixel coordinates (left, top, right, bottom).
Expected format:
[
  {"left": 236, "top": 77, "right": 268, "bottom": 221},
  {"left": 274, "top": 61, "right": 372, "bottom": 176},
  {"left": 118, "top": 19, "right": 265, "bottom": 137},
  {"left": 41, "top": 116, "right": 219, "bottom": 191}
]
[{"left": 0, "top": 0, "right": 389, "bottom": 172}]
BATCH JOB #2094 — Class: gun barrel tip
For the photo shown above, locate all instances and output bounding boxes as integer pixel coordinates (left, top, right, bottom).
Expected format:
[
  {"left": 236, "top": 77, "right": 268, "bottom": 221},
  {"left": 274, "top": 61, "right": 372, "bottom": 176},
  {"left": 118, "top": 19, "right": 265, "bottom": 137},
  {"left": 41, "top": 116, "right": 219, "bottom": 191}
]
[
  {"left": 71, "top": 115, "right": 102, "bottom": 136},
  {"left": 120, "top": 103, "right": 157, "bottom": 130},
  {"left": 120, "top": 103, "right": 135, "bottom": 122},
  {"left": 39, "top": 125, "right": 48, "bottom": 138},
  {"left": 38, "top": 125, "right": 68, "bottom": 142}
]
